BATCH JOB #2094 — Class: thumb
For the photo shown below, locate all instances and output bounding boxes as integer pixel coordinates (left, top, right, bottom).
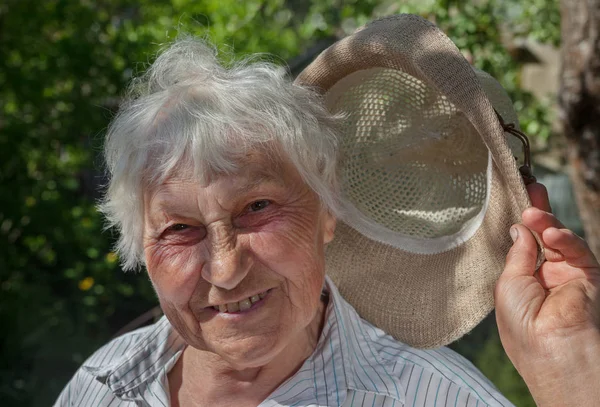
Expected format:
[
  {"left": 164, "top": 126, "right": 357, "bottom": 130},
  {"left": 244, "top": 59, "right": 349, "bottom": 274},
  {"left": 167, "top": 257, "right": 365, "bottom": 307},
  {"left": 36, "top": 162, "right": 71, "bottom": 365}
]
[
  {"left": 502, "top": 224, "right": 539, "bottom": 280},
  {"left": 496, "top": 224, "right": 545, "bottom": 337}
]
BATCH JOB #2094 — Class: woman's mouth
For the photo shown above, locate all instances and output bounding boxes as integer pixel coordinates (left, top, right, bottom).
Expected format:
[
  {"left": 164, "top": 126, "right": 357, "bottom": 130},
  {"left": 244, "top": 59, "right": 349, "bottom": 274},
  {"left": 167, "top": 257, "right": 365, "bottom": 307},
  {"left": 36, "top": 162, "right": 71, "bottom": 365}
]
[{"left": 210, "top": 289, "right": 271, "bottom": 313}]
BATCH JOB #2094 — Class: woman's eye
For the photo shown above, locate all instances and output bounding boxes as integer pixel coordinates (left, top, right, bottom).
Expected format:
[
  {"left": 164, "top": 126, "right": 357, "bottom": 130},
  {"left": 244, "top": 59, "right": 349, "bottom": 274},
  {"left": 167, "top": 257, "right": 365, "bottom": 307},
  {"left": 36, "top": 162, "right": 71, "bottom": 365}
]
[
  {"left": 248, "top": 200, "right": 271, "bottom": 212},
  {"left": 161, "top": 223, "right": 206, "bottom": 242},
  {"left": 168, "top": 224, "right": 189, "bottom": 232}
]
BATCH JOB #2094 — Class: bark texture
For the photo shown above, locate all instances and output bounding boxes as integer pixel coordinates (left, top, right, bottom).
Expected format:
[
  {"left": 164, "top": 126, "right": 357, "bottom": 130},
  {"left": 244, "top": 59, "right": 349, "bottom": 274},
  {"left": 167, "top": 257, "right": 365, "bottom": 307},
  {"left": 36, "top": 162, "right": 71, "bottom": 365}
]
[{"left": 559, "top": 0, "right": 600, "bottom": 258}]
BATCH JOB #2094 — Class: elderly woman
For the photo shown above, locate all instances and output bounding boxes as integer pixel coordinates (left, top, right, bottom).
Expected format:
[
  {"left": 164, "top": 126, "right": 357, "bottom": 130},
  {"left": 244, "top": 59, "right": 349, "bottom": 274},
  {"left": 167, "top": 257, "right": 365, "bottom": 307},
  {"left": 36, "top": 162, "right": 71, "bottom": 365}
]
[{"left": 56, "top": 16, "right": 600, "bottom": 407}]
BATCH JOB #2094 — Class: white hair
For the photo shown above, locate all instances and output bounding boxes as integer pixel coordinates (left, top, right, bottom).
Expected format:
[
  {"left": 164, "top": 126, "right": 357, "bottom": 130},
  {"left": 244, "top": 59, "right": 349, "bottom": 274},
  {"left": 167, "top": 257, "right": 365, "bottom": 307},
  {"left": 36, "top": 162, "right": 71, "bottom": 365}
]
[{"left": 99, "top": 37, "right": 342, "bottom": 271}]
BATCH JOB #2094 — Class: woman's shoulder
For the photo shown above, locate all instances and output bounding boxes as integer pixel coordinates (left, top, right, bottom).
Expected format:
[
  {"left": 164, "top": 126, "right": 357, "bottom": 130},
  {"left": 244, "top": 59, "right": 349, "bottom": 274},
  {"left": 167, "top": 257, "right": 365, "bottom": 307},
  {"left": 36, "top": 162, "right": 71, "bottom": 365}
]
[
  {"left": 53, "top": 318, "right": 170, "bottom": 406},
  {"left": 85, "top": 324, "right": 156, "bottom": 369}
]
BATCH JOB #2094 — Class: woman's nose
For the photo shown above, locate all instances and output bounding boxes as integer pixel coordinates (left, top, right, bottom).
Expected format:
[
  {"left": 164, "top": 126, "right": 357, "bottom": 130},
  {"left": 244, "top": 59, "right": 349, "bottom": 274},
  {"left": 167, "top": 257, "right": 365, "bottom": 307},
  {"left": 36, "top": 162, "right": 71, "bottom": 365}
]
[{"left": 202, "top": 225, "right": 251, "bottom": 290}]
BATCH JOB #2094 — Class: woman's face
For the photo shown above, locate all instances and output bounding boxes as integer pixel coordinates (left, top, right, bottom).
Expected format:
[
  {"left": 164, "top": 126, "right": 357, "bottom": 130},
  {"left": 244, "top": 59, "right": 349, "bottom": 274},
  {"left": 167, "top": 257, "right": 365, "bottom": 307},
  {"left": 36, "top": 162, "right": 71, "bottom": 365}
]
[{"left": 143, "top": 154, "right": 336, "bottom": 369}]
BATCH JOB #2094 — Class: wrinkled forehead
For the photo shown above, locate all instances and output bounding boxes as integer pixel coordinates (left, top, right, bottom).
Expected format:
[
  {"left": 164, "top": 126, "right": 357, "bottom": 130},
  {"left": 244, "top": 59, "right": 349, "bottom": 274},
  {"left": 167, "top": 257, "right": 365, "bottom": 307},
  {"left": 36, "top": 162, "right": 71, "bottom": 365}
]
[{"left": 147, "top": 149, "right": 301, "bottom": 196}]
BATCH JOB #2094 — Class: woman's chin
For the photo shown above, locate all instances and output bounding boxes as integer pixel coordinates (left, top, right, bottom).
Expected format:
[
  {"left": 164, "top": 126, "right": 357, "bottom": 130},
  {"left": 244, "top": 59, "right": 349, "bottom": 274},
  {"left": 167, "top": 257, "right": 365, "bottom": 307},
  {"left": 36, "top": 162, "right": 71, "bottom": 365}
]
[
  {"left": 212, "top": 337, "right": 284, "bottom": 370},
  {"left": 186, "top": 329, "right": 284, "bottom": 369}
]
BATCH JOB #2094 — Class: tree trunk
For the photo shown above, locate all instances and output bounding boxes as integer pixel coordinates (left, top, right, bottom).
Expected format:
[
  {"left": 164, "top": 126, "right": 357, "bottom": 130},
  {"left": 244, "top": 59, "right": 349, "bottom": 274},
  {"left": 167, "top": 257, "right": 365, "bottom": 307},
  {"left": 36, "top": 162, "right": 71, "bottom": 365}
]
[{"left": 559, "top": 0, "right": 600, "bottom": 259}]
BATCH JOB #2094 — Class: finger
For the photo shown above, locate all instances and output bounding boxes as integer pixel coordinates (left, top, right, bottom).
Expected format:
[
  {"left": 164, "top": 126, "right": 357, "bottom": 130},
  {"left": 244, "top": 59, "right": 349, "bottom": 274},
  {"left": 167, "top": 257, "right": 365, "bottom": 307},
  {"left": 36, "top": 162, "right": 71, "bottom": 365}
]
[
  {"left": 542, "top": 227, "right": 600, "bottom": 270},
  {"left": 526, "top": 182, "right": 552, "bottom": 212},
  {"left": 502, "top": 224, "right": 539, "bottom": 279},
  {"left": 536, "top": 261, "right": 590, "bottom": 289},
  {"left": 538, "top": 245, "right": 565, "bottom": 263},
  {"left": 521, "top": 207, "right": 568, "bottom": 262},
  {"left": 521, "top": 207, "right": 566, "bottom": 234}
]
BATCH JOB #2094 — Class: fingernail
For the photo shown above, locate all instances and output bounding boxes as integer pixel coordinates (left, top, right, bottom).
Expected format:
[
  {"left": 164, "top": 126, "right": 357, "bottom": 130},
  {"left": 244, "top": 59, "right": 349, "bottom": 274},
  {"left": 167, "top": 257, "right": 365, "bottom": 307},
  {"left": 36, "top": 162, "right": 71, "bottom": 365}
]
[{"left": 510, "top": 227, "right": 519, "bottom": 242}]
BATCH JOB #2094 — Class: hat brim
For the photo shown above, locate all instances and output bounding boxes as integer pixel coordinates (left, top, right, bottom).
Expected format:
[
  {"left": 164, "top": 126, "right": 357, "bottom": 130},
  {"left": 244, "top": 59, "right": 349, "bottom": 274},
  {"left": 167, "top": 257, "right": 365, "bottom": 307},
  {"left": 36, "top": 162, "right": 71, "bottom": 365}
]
[{"left": 325, "top": 165, "right": 519, "bottom": 348}]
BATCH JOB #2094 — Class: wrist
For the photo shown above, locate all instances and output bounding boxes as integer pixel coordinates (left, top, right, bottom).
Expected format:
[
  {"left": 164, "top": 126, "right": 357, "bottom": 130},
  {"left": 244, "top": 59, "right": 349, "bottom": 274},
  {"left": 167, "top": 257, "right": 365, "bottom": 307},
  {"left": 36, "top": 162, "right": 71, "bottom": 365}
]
[{"left": 517, "top": 332, "right": 600, "bottom": 407}]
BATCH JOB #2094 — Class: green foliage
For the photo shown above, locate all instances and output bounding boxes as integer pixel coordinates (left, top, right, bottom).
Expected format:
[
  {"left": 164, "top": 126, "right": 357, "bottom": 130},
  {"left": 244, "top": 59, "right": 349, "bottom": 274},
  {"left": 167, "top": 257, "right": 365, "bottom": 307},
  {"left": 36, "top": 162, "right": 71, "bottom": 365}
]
[
  {"left": 0, "top": 0, "right": 559, "bottom": 405},
  {"left": 505, "top": 0, "right": 562, "bottom": 46}
]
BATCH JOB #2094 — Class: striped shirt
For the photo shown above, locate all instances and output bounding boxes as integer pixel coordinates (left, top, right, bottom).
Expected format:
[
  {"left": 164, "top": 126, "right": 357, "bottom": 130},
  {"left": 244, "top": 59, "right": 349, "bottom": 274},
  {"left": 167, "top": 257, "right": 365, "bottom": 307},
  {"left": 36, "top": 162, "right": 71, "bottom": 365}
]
[{"left": 54, "top": 276, "right": 514, "bottom": 406}]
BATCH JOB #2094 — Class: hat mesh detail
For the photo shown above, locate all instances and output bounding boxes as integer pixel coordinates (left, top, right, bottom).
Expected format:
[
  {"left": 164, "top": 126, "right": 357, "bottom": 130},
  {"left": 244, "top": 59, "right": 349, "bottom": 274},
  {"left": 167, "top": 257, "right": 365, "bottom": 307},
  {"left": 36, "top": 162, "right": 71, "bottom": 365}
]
[{"left": 327, "top": 68, "right": 490, "bottom": 251}]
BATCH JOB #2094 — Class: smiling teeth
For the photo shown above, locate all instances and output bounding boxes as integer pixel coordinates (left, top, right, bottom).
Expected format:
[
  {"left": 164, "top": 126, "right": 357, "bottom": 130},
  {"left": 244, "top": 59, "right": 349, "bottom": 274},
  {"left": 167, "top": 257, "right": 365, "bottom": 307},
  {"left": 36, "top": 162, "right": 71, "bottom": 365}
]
[
  {"left": 212, "top": 290, "right": 268, "bottom": 313},
  {"left": 239, "top": 299, "right": 251, "bottom": 311}
]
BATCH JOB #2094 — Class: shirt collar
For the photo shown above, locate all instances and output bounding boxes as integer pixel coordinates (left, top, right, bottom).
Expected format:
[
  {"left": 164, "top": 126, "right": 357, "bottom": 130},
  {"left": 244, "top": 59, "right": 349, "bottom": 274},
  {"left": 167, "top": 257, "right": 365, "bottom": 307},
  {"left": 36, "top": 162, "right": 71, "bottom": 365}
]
[
  {"left": 268, "top": 276, "right": 405, "bottom": 406},
  {"left": 322, "top": 275, "right": 405, "bottom": 404},
  {"left": 83, "top": 316, "right": 186, "bottom": 399}
]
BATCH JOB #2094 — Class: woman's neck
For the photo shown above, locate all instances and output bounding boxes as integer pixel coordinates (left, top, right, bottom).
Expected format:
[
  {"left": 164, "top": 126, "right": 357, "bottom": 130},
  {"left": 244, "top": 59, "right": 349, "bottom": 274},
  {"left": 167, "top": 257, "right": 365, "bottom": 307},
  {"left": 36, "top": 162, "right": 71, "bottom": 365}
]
[{"left": 168, "top": 297, "right": 328, "bottom": 407}]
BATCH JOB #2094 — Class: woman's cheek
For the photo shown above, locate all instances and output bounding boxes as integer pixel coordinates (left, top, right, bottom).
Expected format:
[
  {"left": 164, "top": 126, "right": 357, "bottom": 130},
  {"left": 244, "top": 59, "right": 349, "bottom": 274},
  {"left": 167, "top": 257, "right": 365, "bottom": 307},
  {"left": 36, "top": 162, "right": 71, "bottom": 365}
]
[
  {"left": 248, "top": 223, "right": 300, "bottom": 262},
  {"left": 249, "top": 226, "right": 323, "bottom": 281},
  {"left": 146, "top": 240, "right": 187, "bottom": 271},
  {"left": 252, "top": 228, "right": 324, "bottom": 324},
  {"left": 146, "top": 243, "right": 204, "bottom": 304}
]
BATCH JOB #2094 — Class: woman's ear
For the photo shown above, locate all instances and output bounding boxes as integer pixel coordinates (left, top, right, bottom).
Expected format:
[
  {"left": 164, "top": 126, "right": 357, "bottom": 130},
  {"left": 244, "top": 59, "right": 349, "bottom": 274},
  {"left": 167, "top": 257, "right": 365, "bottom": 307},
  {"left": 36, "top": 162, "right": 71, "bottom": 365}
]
[{"left": 322, "top": 211, "right": 337, "bottom": 244}]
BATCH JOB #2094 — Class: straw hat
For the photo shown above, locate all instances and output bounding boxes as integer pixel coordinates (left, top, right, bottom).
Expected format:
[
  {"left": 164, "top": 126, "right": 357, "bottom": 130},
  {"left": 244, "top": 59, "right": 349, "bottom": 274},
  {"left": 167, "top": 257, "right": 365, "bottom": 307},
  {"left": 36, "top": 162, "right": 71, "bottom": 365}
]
[{"left": 295, "top": 14, "right": 541, "bottom": 348}]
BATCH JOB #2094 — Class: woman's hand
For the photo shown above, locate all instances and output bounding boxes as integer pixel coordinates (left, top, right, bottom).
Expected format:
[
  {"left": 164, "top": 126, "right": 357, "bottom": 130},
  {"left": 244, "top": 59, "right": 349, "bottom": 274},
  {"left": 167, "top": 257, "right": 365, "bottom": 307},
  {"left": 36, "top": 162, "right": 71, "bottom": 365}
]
[{"left": 495, "top": 183, "right": 600, "bottom": 407}]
